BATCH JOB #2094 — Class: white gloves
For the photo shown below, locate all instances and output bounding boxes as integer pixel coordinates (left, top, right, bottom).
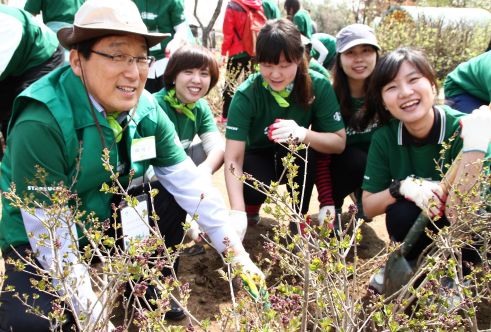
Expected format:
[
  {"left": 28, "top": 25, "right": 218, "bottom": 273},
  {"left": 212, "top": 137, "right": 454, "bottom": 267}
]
[
  {"left": 317, "top": 205, "right": 336, "bottom": 226},
  {"left": 229, "top": 210, "right": 247, "bottom": 241},
  {"left": 185, "top": 216, "right": 203, "bottom": 242},
  {"left": 232, "top": 253, "right": 265, "bottom": 279},
  {"left": 186, "top": 210, "right": 248, "bottom": 242},
  {"left": 400, "top": 176, "right": 444, "bottom": 218},
  {"left": 460, "top": 105, "right": 491, "bottom": 153},
  {"left": 268, "top": 119, "right": 307, "bottom": 143}
]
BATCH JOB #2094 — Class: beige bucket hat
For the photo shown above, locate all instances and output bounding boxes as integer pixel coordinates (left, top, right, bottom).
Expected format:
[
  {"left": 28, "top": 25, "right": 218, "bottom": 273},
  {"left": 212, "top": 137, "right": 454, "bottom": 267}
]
[{"left": 57, "top": 0, "right": 169, "bottom": 49}]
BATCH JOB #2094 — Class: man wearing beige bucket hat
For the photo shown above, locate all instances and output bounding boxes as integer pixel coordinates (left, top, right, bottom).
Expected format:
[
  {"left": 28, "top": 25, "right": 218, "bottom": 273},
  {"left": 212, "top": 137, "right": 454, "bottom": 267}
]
[{"left": 0, "top": 0, "right": 261, "bottom": 330}]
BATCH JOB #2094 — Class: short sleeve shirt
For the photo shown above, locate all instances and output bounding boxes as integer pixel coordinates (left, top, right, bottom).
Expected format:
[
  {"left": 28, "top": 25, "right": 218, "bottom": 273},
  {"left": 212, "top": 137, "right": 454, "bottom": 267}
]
[
  {"left": 24, "top": 0, "right": 84, "bottom": 24},
  {"left": 444, "top": 51, "right": 491, "bottom": 102},
  {"left": 133, "top": 0, "right": 186, "bottom": 60},
  {"left": 345, "top": 97, "right": 378, "bottom": 152},
  {"left": 225, "top": 70, "right": 344, "bottom": 151},
  {"left": 154, "top": 89, "right": 219, "bottom": 151},
  {"left": 362, "top": 106, "right": 464, "bottom": 193}
]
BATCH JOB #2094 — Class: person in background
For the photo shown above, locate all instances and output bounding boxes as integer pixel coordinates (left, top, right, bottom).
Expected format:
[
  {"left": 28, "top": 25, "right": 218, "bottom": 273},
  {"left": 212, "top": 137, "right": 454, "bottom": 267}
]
[
  {"left": 224, "top": 19, "right": 345, "bottom": 229},
  {"left": 0, "top": 5, "right": 64, "bottom": 157},
  {"left": 316, "top": 24, "right": 380, "bottom": 227},
  {"left": 262, "top": 0, "right": 281, "bottom": 19},
  {"left": 284, "top": 0, "right": 314, "bottom": 39},
  {"left": 154, "top": 45, "right": 229, "bottom": 252},
  {"left": 444, "top": 50, "right": 491, "bottom": 114},
  {"left": 301, "top": 35, "right": 330, "bottom": 79},
  {"left": 362, "top": 47, "right": 490, "bottom": 293},
  {"left": 220, "top": 0, "right": 266, "bottom": 123},
  {"left": 24, "top": 0, "right": 85, "bottom": 32},
  {"left": 0, "top": 0, "right": 263, "bottom": 329},
  {"left": 311, "top": 32, "right": 336, "bottom": 70},
  {"left": 133, "top": 0, "right": 192, "bottom": 93}
]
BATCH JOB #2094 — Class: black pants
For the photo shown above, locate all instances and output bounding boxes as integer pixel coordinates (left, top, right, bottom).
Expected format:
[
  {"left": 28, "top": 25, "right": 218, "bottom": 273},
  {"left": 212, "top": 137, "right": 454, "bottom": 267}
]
[
  {"left": 0, "top": 181, "right": 185, "bottom": 331},
  {"left": 386, "top": 200, "right": 481, "bottom": 270},
  {"left": 0, "top": 45, "right": 64, "bottom": 141},
  {"left": 243, "top": 146, "right": 316, "bottom": 215},
  {"left": 222, "top": 55, "right": 251, "bottom": 119},
  {"left": 331, "top": 146, "right": 367, "bottom": 209}
]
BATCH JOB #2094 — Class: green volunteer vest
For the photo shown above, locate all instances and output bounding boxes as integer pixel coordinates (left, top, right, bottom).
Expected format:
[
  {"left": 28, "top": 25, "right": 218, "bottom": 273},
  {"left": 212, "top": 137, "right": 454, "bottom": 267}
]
[
  {"left": 310, "top": 33, "right": 336, "bottom": 68},
  {"left": 0, "top": 5, "right": 58, "bottom": 80},
  {"left": 24, "top": 0, "right": 84, "bottom": 24},
  {"left": 0, "top": 66, "right": 185, "bottom": 251}
]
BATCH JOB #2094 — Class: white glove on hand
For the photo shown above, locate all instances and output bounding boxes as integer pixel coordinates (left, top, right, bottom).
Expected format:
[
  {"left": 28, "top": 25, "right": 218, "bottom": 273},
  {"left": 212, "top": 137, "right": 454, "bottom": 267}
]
[
  {"left": 185, "top": 216, "right": 204, "bottom": 242},
  {"left": 460, "top": 105, "right": 491, "bottom": 153},
  {"left": 268, "top": 119, "right": 307, "bottom": 143},
  {"left": 229, "top": 210, "right": 247, "bottom": 241},
  {"left": 399, "top": 176, "right": 444, "bottom": 218},
  {"left": 232, "top": 253, "right": 266, "bottom": 300},
  {"left": 317, "top": 205, "right": 335, "bottom": 226}
]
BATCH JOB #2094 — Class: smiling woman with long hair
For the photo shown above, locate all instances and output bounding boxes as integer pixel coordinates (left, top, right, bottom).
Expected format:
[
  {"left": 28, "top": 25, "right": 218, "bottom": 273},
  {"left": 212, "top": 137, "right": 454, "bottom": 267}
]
[{"left": 224, "top": 18, "right": 346, "bottom": 232}]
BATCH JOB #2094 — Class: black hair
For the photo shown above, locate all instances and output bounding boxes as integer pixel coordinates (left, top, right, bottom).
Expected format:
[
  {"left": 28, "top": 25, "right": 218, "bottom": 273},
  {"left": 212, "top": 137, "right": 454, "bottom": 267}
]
[
  {"left": 332, "top": 45, "right": 379, "bottom": 130},
  {"left": 284, "top": 0, "right": 300, "bottom": 16},
  {"left": 256, "top": 19, "right": 313, "bottom": 109},
  {"left": 163, "top": 44, "right": 219, "bottom": 94},
  {"left": 365, "top": 47, "right": 438, "bottom": 126}
]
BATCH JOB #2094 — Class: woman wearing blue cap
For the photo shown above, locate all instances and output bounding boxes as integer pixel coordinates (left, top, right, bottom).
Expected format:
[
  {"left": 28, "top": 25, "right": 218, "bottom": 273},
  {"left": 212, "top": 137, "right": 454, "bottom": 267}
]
[{"left": 316, "top": 24, "right": 381, "bottom": 227}]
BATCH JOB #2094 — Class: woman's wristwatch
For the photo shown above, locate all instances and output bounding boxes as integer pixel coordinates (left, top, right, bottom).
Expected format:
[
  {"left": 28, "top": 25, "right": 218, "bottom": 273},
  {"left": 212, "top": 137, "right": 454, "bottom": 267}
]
[{"left": 389, "top": 179, "right": 404, "bottom": 200}]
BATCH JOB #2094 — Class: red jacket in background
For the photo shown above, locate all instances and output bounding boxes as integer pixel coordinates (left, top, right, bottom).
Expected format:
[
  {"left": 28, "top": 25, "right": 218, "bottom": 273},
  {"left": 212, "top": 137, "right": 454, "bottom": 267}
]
[{"left": 221, "top": 0, "right": 263, "bottom": 57}]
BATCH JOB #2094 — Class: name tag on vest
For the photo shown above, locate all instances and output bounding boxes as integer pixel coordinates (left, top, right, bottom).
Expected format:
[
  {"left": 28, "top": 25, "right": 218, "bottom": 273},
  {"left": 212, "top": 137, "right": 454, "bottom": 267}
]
[
  {"left": 131, "top": 136, "right": 156, "bottom": 162},
  {"left": 121, "top": 194, "right": 151, "bottom": 250}
]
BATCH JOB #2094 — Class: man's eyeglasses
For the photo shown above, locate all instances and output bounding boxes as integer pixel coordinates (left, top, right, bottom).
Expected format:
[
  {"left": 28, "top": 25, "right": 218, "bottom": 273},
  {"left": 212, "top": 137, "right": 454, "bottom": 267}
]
[{"left": 90, "top": 50, "right": 155, "bottom": 70}]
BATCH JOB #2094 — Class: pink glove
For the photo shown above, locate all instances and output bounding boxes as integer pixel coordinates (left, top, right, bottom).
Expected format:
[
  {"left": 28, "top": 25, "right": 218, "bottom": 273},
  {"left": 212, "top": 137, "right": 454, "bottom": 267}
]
[
  {"left": 399, "top": 176, "right": 445, "bottom": 218},
  {"left": 268, "top": 119, "right": 307, "bottom": 143}
]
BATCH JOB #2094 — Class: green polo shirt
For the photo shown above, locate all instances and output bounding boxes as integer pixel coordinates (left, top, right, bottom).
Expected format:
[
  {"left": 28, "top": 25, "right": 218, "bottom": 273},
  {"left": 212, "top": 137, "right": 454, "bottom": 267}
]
[
  {"left": 154, "top": 89, "right": 219, "bottom": 150},
  {"left": 0, "top": 5, "right": 58, "bottom": 80},
  {"left": 345, "top": 97, "right": 378, "bottom": 152},
  {"left": 262, "top": 0, "right": 281, "bottom": 19},
  {"left": 24, "top": 0, "right": 84, "bottom": 24},
  {"left": 225, "top": 70, "right": 344, "bottom": 151},
  {"left": 309, "top": 58, "right": 330, "bottom": 80},
  {"left": 362, "top": 106, "right": 466, "bottom": 194},
  {"left": 311, "top": 33, "right": 336, "bottom": 68},
  {"left": 293, "top": 9, "right": 313, "bottom": 39},
  {"left": 0, "top": 66, "right": 186, "bottom": 252},
  {"left": 444, "top": 51, "right": 491, "bottom": 102},
  {"left": 133, "top": 0, "right": 186, "bottom": 60}
]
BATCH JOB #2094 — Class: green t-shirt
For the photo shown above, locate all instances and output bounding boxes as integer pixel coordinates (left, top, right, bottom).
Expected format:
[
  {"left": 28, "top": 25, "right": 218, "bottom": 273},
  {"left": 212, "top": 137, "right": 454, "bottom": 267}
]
[
  {"left": 0, "top": 66, "right": 186, "bottom": 251},
  {"left": 262, "top": 0, "right": 281, "bottom": 19},
  {"left": 444, "top": 51, "right": 491, "bottom": 102},
  {"left": 154, "top": 89, "right": 219, "bottom": 150},
  {"left": 293, "top": 9, "right": 313, "bottom": 39},
  {"left": 24, "top": 0, "right": 84, "bottom": 24},
  {"left": 133, "top": 0, "right": 186, "bottom": 60},
  {"left": 0, "top": 5, "right": 59, "bottom": 80},
  {"left": 309, "top": 58, "right": 330, "bottom": 80},
  {"left": 345, "top": 97, "right": 378, "bottom": 152},
  {"left": 225, "top": 70, "right": 344, "bottom": 150},
  {"left": 311, "top": 33, "right": 336, "bottom": 68},
  {"left": 362, "top": 106, "right": 466, "bottom": 194}
]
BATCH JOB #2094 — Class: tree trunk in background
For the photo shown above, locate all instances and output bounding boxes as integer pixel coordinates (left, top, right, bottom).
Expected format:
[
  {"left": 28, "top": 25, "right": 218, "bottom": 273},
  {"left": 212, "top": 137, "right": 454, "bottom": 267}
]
[{"left": 193, "top": 0, "right": 223, "bottom": 48}]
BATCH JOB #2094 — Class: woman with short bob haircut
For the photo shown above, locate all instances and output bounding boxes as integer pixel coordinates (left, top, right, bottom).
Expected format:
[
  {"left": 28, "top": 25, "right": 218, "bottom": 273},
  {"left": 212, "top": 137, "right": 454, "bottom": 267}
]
[
  {"left": 155, "top": 44, "right": 223, "bottom": 176},
  {"left": 224, "top": 18, "right": 345, "bottom": 230}
]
